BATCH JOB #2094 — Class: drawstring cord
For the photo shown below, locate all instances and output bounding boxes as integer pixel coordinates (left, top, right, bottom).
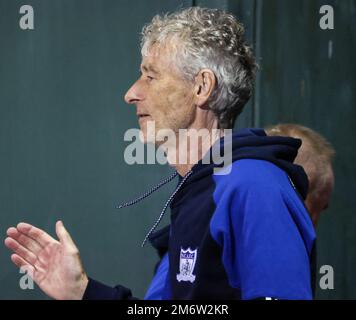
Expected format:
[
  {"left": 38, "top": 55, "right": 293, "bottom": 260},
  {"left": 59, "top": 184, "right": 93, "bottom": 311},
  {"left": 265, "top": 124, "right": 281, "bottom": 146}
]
[
  {"left": 115, "top": 169, "right": 194, "bottom": 247},
  {"left": 115, "top": 171, "right": 178, "bottom": 209},
  {"left": 140, "top": 170, "right": 193, "bottom": 247}
]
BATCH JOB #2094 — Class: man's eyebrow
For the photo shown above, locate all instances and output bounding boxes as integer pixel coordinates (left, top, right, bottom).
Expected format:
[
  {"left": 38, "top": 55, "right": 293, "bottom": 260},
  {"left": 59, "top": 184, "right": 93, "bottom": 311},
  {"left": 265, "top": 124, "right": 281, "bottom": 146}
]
[{"left": 141, "top": 64, "right": 160, "bottom": 75}]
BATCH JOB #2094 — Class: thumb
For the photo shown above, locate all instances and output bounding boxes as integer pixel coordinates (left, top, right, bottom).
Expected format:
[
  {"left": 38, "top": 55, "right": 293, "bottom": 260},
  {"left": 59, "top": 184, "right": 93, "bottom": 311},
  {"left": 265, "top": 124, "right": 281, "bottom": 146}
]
[{"left": 56, "top": 220, "right": 77, "bottom": 251}]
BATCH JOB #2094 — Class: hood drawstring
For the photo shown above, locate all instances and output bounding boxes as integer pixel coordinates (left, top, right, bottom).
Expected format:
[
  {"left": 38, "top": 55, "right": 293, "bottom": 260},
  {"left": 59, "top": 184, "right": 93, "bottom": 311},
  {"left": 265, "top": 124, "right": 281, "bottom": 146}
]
[
  {"left": 115, "top": 171, "right": 178, "bottom": 209},
  {"left": 140, "top": 170, "right": 193, "bottom": 247},
  {"left": 115, "top": 170, "right": 194, "bottom": 247}
]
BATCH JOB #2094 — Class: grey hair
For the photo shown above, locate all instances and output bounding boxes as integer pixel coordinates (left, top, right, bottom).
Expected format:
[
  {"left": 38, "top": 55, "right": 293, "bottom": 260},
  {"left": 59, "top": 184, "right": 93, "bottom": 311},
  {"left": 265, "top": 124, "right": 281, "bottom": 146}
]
[{"left": 141, "top": 7, "right": 257, "bottom": 129}]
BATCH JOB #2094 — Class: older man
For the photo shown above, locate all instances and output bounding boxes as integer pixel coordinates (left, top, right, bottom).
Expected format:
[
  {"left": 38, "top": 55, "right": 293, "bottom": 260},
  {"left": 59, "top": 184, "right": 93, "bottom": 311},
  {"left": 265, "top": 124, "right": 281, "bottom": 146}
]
[
  {"left": 5, "top": 7, "right": 316, "bottom": 300},
  {"left": 266, "top": 124, "right": 335, "bottom": 227}
]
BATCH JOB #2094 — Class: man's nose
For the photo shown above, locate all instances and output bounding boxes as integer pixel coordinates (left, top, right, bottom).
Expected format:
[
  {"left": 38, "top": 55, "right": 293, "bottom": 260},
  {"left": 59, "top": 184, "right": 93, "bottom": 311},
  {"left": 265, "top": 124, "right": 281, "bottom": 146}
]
[{"left": 124, "top": 81, "right": 142, "bottom": 105}]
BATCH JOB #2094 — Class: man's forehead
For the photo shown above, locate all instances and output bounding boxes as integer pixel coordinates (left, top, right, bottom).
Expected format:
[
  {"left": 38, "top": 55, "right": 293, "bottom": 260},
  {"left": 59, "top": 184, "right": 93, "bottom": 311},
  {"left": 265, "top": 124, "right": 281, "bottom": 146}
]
[{"left": 141, "top": 43, "right": 175, "bottom": 72}]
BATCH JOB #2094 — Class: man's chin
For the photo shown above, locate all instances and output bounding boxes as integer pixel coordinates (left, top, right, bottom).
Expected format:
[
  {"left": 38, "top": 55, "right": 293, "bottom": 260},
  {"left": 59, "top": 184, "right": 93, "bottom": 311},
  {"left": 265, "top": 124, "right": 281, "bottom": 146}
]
[
  {"left": 138, "top": 120, "right": 156, "bottom": 143},
  {"left": 138, "top": 121, "right": 177, "bottom": 147},
  {"left": 138, "top": 129, "right": 157, "bottom": 145}
]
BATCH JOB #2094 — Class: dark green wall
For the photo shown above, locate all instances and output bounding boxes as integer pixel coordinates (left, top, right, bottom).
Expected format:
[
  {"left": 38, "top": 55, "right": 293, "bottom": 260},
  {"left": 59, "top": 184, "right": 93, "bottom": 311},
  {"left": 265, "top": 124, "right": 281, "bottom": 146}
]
[{"left": 0, "top": 0, "right": 355, "bottom": 299}]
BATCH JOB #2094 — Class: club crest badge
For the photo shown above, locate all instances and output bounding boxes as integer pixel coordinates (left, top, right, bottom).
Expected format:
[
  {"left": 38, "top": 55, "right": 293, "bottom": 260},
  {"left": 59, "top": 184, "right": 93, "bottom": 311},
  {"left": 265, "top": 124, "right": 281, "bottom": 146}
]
[{"left": 176, "top": 247, "right": 197, "bottom": 283}]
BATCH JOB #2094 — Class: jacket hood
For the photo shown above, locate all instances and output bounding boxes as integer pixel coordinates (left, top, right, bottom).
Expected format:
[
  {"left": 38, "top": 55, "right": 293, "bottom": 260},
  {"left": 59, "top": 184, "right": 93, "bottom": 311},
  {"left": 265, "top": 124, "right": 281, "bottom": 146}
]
[{"left": 189, "top": 128, "right": 308, "bottom": 199}]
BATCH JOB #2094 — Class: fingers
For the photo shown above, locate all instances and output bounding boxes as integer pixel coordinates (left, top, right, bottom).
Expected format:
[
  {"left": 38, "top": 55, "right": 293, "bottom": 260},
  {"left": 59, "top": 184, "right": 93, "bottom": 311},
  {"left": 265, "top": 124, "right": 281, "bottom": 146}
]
[
  {"left": 11, "top": 254, "right": 36, "bottom": 277},
  {"left": 4, "top": 237, "right": 37, "bottom": 266},
  {"left": 55, "top": 221, "right": 78, "bottom": 252},
  {"left": 16, "top": 222, "right": 55, "bottom": 248},
  {"left": 6, "top": 227, "right": 43, "bottom": 255}
]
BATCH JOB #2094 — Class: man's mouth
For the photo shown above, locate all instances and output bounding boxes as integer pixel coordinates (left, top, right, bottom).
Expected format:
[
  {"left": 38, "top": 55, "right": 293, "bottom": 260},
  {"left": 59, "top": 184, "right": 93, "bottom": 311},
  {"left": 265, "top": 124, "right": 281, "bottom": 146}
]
[{"left": 137, "top": 114, "right": 151, "bottom": 119}]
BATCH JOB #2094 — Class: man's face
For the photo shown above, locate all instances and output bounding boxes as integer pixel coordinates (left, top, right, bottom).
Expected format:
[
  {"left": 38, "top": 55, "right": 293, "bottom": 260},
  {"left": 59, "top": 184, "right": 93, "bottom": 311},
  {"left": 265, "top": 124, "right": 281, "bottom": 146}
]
[
  {"left": 305, "top": 165, "right": 335, "bottom": 227},
  {"left": 124, "top": 42, "right": 196, "bottom": 144},
  {"left": 295, "top": 140, "right": 335, "bottom": 226}
]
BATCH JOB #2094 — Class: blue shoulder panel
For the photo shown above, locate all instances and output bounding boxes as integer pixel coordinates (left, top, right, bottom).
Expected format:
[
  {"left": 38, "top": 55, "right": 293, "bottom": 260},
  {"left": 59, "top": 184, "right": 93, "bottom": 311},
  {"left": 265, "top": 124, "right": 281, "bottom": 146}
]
[{"left": 210, "top": 159, "right": 316, "bottom": 300}]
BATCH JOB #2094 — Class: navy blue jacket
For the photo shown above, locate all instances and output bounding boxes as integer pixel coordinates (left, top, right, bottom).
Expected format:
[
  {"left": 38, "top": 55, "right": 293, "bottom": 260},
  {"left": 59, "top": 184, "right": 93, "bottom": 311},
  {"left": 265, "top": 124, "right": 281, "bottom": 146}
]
[{"left": 83, "top": 128, "right": 316, "bottom": 300}]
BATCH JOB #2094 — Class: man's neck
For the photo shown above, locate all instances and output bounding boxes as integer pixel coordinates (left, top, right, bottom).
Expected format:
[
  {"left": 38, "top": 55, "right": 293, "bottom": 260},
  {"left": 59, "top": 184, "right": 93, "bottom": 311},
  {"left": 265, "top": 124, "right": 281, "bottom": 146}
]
[{"left": 169, "top": 127, "right": 225, "bottom": 177}]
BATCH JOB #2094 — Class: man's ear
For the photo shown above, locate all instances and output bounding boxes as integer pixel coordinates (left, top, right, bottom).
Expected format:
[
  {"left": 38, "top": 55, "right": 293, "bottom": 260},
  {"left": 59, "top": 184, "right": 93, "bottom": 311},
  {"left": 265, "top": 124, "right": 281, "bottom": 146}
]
[{"left": 194, "top": 69, "right": 216, "bottom": 109}]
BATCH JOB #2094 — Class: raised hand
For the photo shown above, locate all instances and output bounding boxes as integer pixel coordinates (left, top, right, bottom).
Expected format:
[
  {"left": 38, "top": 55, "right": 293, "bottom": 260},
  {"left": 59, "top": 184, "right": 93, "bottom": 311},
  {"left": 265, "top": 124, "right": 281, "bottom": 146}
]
[{"left": 4, "top": 221, "right": 88, "bottom": 300}]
